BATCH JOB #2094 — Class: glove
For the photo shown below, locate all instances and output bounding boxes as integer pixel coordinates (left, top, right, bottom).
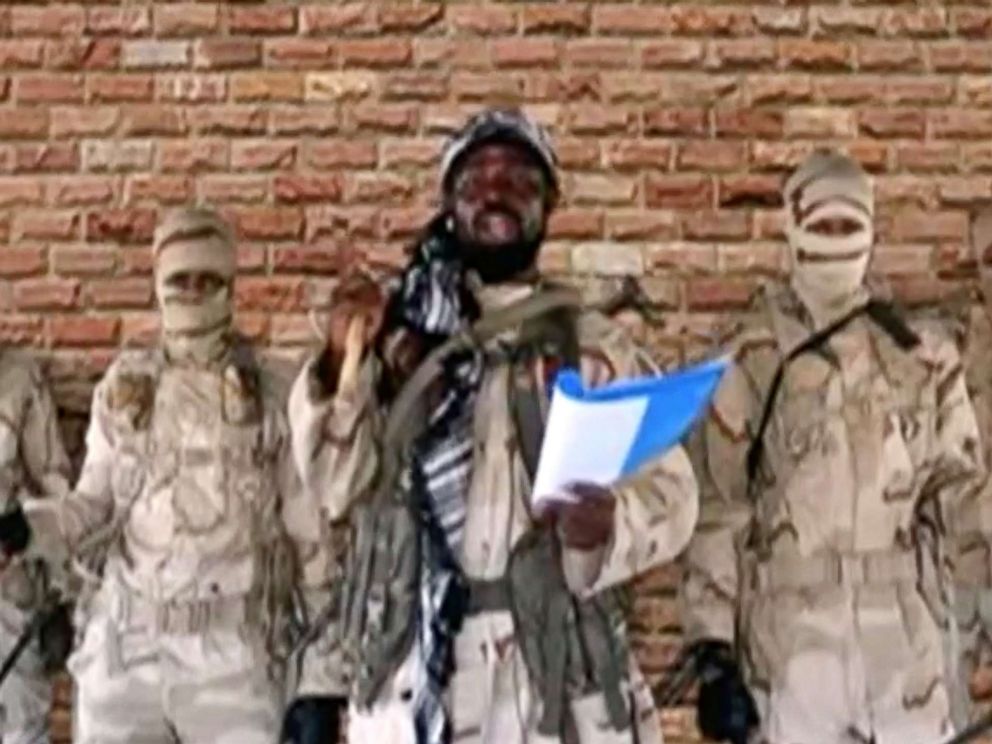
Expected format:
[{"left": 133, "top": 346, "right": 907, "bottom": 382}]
[
  {"left": 281, "top": 696, "right": 345, "bottom": 744},
  {"left": 692, "top": 640, "right": 759, "bottom": 744},
  {"left": 0, "top": 506, "right": 30, "bottom": 557}
]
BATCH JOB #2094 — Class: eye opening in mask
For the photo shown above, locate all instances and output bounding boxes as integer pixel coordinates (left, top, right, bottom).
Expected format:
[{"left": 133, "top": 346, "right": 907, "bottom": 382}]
[
  {"left": 163, "top": 271, "right": 227, "bottom": 298},
  {"left": 804, "top": 215, "right": 866, "bottom": 238}
]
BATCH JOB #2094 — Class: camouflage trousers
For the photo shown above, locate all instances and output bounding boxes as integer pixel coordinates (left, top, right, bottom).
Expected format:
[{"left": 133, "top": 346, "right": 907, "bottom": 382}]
[
  {"left": 950, "top": 586, "right": 992, "bottom": 731},
  {"left": 743, "top": 581, "right": 952, "bottom": 744},
  {"left": 0, "top": 598, "right": 50, "bottom": 744},
  {"left": 349, "top": 611, "right": 661, "bottom": 744},
  {"left": 69, "top": 607, "right": 282, "bottom": 744}
]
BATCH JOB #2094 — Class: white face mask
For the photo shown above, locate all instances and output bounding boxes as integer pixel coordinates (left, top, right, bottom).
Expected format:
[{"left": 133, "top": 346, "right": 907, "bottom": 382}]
[
  {"left": 155, "top": 276, "right": 233, "bottom": 365},
  {"left": 787, "top": 201, "right": 873, "bottom": 322}
]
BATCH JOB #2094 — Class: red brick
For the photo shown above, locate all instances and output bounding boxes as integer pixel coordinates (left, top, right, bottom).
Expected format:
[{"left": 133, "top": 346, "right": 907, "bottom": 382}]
[
  {"left": 188, "top": 106, "right": 267, "bottom": 135},
  {"left": 156, "top": 74, "right": 227, "bottom": 103},
  {"left": 380, "top": 139, "right": 440, "bottom": 168},
  {"left": 88, "top": 74, "right": 153, "bottom": 103},
  {"left": 120, "top": 314, "right": 159, "bottom": 347},
  {"left": 14, "top": 211, "right": 80, "bottom": 241},
  {"left": 785, "top": 107, "right": 857, "bottom": 138},
  {"left": 231, "top": 140, "right": 297, "bottom": 171},
  {"left": 125, "top": 175, "right": 192, "bottom": 205},
  {"left": 13, "top": 143, "right": 78, "bottom": 174},
  {"left": 592, "top": 6, "right": 674, "bottom": 35},
  {"left": 347, "top": 104, "right": 418, "bottom": 134},
  {"left": 198, "top": 175, "right": 268, "bottom": 204},
  {"left": 235, "top": 277, "right": 305, "bottom": 312},
  {"left": 86, "top": 208, "right": 157, "bottom": 244},
  {"left": 810, "top": 7, "right": 882, "bottom": 34},
  {"left": 492, "top": 39, "right": 559, "bottom": 69},
  {"left": 813, "top": 76, "right": 881, "bottom": 104},
  {"left": 230, "top": 208, "right": 304, "bottom": 241},
  {"left": 415, "top": 39, "right": 491, "bottom": 70},
  {"left": 677, "top": 141, "right": 748, "bottom": 172},
  {"left": 714, "top": 108, "right": 784, "bottom": 138},
  {"left": 681, "top": 210, "right": 750, "bottom": 240},
  {"left": 930, "top": 110, "right": 992, "bottom": 140},
  {"left": 451, "top": 72, "right": 523, "bottom": 102},
  {"left": 880, "top": 8, "right": 948, "bottom": 37},
  {"left": 859, "top": 109, "right": 926, "bottom": 138},
  {"left": 378, "top": 208, "right": 433, "bottom": 241},
  {"left": 120, "top": 106, "right": 187, "bottom": 136},
  {"left": 305, "top": 72, "right": 378, "bottom": 102},
  {"left": 857, "top": 41, "right": 922, "bottom": 71},
  {"left": 522, "top": 5, "right": 589, "bottom": 34},
  {"left": 603, "top": 140, "right": 674, "bottom": 171},
  {"left": 154, "top": 4, "right": 219, "bottom": 36},
  {"left": 17, "top": 75, "right": 84, "bottom": 104},
  {"left": 340, "top": 39, "right": 412, "bottom": 68},
  {"left": 0, "top": 317, "right": 43, "bottom": 347},
  {"left": 86, "top": 7, "right": 150, "bottom": 36},
  {"left": 937, "top": 177, "right": 992, "bottom": 208},
  {"left": 718, "top": 175, "right": 784, "bottom": 208},
  {"left": 306, "top": 207, "right": 378, "bottom": 241},
  {"left": 778, "top": 40, "right": 852, "bottom": 71},
  {"left": 686, "top": 278, "right": 756, "bottom": 311},
  {"left": 930, "top": 43, "right": 992, "bottom": 73},
  {"left": 45, "top": 39, "right": 121, "bottom": 70},
  {"left": 306, "top": 140, "right": 378, "bottom": 169},
  {"left": 83, "top": 141, "right": 153, "bottom": 173},
  {"left": 48, "top": 176, "right": 115, "bottom": 207},
  {"left": 895, "top": 143, "right": 960, "bottom": 173},
  {"left": 50, "top": 106, "right": 117, "bottom": 138},
  {"left": 382, "top": 72, "right": 448, "bottom": 102},
  {"left": 52, "top": 246, "right": 119, "bottom": 276},
  {"left": 0, "top": 246, "right": 46, "bottom": 277},
  {"left": 345, "top": 173, "right": 415, "bottom": 204},
  {"left": 565, "top": 39, "right": 633, "bottom": 69},
  {"left": 49, "top": 316, "right": 119, "bottom": 347},
  {"left": 379, "top": 5, "right": 444, "bottom": 33},
  {"left": 546, "top": 209, "right": 602, "bottom": 240},
  {"left": 960, "top": 77, "right": 992, "bottom": 107},
  {"left": 710, "top": 39, "right": 776, "bottom": 68},
  {"left": 567, "top": 106, "right": 635, "bottom": 136},
  {"left": 299, "top": 4, "right": 379, "bottom": 36},
  {"left": 0, "top": 180, "right": 44, "bottom": 207},
  {"left": 644, "top": 108, "right": 708, "bottom": 137},
  {"left": 231, "top": 72, "right": 304, "bottom": 102},
  {"left": 88, "top": 278, "right": 153, "bottom": 308},
  {"left": 745, "top": 74, "right": 813, "bottom": 105},
  {"left": 645, "top": 175, "right": 714, "bottom": 209},
  {"left": 605, "top": 211, "right": 679, "bottom": 241},
  {"left": 122, "top": 40, "right": 190, "bottom": 70},
  {"left": 264, "top": 39, "right": 337, "bottom": 70},
  {"left": 0, "top": 41, "right": 43, "bottom": 69},
  {"left": 954, "top": 9, "right": 992, "bottom": 38},
  {"left": 670, "top": 6, "right": 754, "bottom": 36},
  {"left": 229, "top": 6, "right": 297, "bottom": 35},
  {"left": 449, "top": 6, "right": 517, "bottom": 35},
  {"left": 569, "top": 174, "right": 638, "bottom": 206},
  {"left": 270, "top": 107, "right": 339, "bottom": 135},
  {"left": 159, "top": 140, "right": 228, "bottom": 173},
  {"left": 641, "top": 40, "right": 705, "bottom": 69},
  {"left": 193, "top": 39, "right": 261, "bottom": 70},
  {"left": 753, "top": 7, "right": 805, "bottom": 35},
  {"left": 13, "top": 6, "right": 85, "bottom": 37},
  {"left": 274, "top": 175, "right": 344, "bottom": 204},
  {"left": 272, "top": 244, "right": 341, "bottom": 275},
  {"left": 841, "top": 141, "right": 889, "bottom": 173},
  {"left": 553, "top": 138, "right": 599, "bottom": 169},
  {"left": 875, "top": 176, "right": 938, "bottom": 209},
  {"left": 884, "top": 210, "right": 968, "bottom": 243},
  {"left": 14, "top": 279, "right": 79, "bottom": 311}
]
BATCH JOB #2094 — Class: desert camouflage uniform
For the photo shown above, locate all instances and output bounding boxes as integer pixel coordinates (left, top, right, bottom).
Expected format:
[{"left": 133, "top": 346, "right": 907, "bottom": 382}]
[
  {"left": 0, "top": 351, "right": 71, "bottom": 744},
  {"left": 289, "top": 284, "right": 699, "bottom": 744},
  {"left": 682, "top": 282, "right": 982, "bottom": 743},
  {"left": 22, "top": 208, "right": 338, "bottom": 744}
]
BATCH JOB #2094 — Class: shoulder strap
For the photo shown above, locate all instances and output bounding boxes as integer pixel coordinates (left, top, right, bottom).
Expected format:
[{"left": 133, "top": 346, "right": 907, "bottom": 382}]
[{"left": 745, "top": 299, "right": 920, "bottom": 490}]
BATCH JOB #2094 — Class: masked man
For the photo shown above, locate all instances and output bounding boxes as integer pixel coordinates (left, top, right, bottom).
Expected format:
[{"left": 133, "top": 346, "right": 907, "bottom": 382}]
[
  {"left": 0, "top": 207, "right": 338, "bottom": 744},
  {"left": 288, "top": 107, "right": 700, "bottom": 744},
  {"left": 0, "top": 353, "right": 71, "bottom": 744},
  {"left": 945, "top": 205, "right": 992, "bottom": 729},
  {"left": 680, "top": 150, "right": 983, "bottom": 744}
]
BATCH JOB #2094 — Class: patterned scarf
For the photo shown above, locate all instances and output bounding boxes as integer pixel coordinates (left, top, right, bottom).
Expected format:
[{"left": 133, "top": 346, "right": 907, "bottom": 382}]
[{"left": 393, "top": 218, "right": 481, "bottom": 744}]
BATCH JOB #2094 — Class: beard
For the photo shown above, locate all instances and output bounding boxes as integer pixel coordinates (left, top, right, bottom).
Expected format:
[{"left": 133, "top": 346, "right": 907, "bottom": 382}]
[{"left": 452, "top": 203, "right": 545, "bottom": 284}]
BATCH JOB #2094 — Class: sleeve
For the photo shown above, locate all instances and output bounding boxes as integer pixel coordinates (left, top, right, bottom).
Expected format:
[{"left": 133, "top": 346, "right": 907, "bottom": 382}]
[
  {"left": 22, "top": 376, "right": 117, "bottom": 564},
  {"left": 18, "top": 364, "right": 72, "bottom": 502},
  {"left": 679, "top": 354, "right": 758, "bottom": 645},
  {"left": 288, "top": 354, "right": 380, "bottom": 522}
]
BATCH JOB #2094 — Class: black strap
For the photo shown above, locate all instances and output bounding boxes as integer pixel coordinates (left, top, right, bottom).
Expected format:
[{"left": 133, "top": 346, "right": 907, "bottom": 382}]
[{"left": 745, "top": 299, "right": 920, "bottom": 490}]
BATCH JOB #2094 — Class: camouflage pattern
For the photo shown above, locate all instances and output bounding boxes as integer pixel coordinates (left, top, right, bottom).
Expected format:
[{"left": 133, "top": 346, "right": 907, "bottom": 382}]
[
  {"left": 290, "top": 283, "right": 699, "bottom": 744},
  {"left": 0, "top": 350, "right": 71, "bottom": 744},
  {"left": 681, "top": 282, "right": 982, "bottom": 743}
]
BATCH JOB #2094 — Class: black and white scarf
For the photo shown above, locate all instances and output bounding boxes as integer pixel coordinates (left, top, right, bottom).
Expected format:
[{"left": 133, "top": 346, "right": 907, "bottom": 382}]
[{"left": 392, "top": 218, "right": 482, "bottom": 744}]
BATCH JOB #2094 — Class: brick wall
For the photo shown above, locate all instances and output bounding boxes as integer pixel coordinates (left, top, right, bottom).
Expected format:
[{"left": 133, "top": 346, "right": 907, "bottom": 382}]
[{"left": 1, "top": 1, "right": 989, "bottom": 741}]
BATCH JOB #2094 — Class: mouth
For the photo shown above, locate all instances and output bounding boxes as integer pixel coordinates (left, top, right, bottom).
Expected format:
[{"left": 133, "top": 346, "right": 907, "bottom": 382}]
[
  {"left": 472, "top": 208, "right": 522, "bottom": 246},
  {"left": 797, "top": 248, "right": 867, "bottom": 263}
]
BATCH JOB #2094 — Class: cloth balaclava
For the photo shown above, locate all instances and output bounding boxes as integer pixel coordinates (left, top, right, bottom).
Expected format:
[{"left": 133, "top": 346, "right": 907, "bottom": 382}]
[
  {"left": 783, "top": 150, "right": 875, "bottom": 325},
  {"left": 153, "top": 207, "right": 236, "bottom": 365}
]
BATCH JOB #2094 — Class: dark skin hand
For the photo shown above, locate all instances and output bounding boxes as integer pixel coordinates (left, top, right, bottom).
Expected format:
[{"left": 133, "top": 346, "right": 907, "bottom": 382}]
[
  {"left": 535, "top": 482, "right": 617, "bottom": 550},
  {"left": 318, "top": 273, "right": 387, "bottom": 394}
]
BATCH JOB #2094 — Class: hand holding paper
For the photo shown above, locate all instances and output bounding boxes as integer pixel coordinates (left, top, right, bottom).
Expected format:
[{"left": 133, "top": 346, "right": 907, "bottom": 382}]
[{"left": 531, "top": 356, "right": 729, "bottom": 506}]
